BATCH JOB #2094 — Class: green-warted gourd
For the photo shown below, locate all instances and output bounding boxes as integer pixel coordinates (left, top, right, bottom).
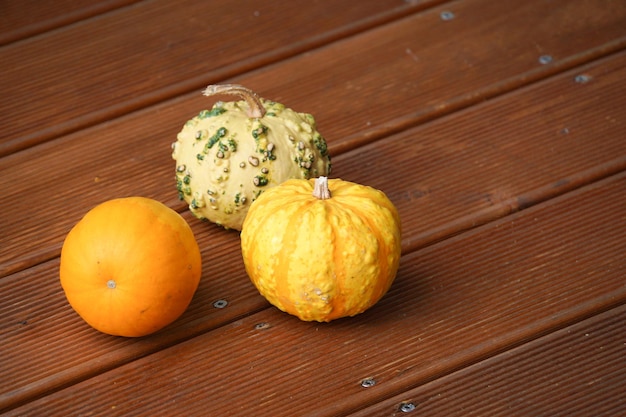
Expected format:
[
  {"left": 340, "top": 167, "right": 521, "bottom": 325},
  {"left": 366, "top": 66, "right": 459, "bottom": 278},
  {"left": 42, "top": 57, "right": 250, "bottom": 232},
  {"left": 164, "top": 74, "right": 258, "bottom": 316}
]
[{"left": 171, "top": 84, "right": 331, "bottom": 230}]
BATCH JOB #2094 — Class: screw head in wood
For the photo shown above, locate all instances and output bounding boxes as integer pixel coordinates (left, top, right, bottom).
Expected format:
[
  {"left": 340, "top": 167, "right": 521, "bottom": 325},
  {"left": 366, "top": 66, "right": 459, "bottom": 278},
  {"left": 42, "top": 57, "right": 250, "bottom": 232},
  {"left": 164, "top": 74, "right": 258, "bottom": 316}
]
[
  {"left": 575, "top": 74, "right": 592, "bottom": 83},
  {"left": 440, "top": 11, "right": 455, "bottom": 20},
  {"left": 539, "top": 55, "right": 553, "bottom": 64},
  {"left": 360, "top": 377, "right": 376, "bottom": 388},
  {"left": 399, "top": 402, "right": 416, "bottom": 412},
  {"left": 213, "top": 299, "right": 228, "bottom": 308}
]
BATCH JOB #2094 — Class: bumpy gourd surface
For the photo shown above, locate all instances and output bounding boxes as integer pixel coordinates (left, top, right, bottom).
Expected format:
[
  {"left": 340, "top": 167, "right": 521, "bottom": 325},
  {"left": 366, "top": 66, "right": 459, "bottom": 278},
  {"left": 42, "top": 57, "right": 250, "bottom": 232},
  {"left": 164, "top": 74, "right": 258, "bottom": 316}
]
[
  {"left": 241, "top": 178, "right": 401, "bottom": 322},
  {"left": 172, "top": 99, "right": 331, "bottom": 230}
]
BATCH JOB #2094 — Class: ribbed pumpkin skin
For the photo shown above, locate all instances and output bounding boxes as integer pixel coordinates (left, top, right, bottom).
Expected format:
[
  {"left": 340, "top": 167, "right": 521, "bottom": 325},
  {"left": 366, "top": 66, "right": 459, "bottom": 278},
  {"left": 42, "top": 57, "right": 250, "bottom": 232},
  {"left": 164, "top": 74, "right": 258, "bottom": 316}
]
[
  {"left": 241, "top": 178, "right": 401, "bottom": 322},
  {"left": 60, "top": 197, "right": 202, "bottom": 337}
]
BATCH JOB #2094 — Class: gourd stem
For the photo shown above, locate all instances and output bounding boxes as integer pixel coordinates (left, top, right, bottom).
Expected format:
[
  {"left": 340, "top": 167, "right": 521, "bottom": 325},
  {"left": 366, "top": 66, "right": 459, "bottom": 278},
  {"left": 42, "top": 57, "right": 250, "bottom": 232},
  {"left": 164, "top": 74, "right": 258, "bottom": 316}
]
[
  {"left": 203, "top": 84, "right": 266, "bottom": 118},
  {"left": 313, "top": 176, "right": 331, "bottom": 200}
]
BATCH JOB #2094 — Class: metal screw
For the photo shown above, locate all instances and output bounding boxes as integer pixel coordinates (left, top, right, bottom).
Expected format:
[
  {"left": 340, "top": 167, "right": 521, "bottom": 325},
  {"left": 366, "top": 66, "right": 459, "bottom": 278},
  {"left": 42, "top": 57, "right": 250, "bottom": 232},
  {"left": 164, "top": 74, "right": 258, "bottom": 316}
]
[
  {"left": 399, "top": 402, "right": 417, "bottom": 412},
  {"left": 538, "top": 55, "right": 553, "bottom": 65},
  {"left": 254, "top": 322, "right": 270, "bottom": 330},
  {"left": 213, "top": 299, "right": 228, "bottom": 309},
  {"left": 360, "top": 378, "right": 376, "bottom": 388},
  {"left": 574, "top": 74, "right": 592, "bottom": 84},
  {"left": 440, "top": 11, "right": 455, "bottom": 21}
]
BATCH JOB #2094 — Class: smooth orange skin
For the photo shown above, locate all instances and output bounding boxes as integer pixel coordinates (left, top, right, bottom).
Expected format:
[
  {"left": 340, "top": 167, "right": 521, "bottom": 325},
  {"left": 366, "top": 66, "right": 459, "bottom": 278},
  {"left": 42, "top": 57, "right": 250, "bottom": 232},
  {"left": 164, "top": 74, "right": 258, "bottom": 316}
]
[
  {"left": 60, "top": 197, "right": 202, "bottom": 337},
  {"left": 241, "top": 178, "right": 402, "bottom": 322}
]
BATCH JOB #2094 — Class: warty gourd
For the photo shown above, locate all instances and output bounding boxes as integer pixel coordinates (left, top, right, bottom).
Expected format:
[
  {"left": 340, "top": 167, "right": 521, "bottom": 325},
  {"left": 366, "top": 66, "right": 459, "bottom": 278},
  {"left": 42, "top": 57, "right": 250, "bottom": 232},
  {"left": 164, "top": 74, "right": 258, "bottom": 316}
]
[{"left": 171, "top": 84, "right": 331, "bottom": 230}]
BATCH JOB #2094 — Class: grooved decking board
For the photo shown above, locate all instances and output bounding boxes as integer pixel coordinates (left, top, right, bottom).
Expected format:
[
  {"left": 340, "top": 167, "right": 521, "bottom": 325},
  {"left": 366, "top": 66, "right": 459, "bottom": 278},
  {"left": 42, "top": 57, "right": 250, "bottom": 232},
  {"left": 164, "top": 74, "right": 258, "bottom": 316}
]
[
  {"left": 2, "top": 0, "right": 625, "bottom": 158},
  {"left": 0, "top": 0, "right": 142, "bottom": 46},
  {"left": 2, "top": 48, "right": 626, "bottom": 277},
  {"left": 0, "top": 0, "right": 446, "bottom": 156},
  {"left": 241, "top": 0, "right": 626, "bottom": 155},
  {"left": 0, "top": 212, "right": 269, "bottom": 412},
  {"left": 3, "top": 1, "right": 624, "bottom": 415},
  {"left": 6, "top": 172, "right": 625, "bottom": 416},
  {"left": 2, "top": 51, "right": 626, "bottom": 407},
  {"left": 350, "top": 305, "right": 626, "bottom": 417}
]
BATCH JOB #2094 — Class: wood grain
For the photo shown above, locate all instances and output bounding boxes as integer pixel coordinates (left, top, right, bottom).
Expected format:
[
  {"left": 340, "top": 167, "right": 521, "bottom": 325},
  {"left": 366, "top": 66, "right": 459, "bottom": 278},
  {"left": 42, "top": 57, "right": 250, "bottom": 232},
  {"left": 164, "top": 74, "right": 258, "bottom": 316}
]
[
  {"left": 0, "top": 213, "right": 268, "bottom": 412},
  {"left": 0, "top": 0, "right": 445, "bottom": 156},
  {"left": 2, "top": 49, "right": 625, "bottom": 277},
  {"left": 2, "top": 52, "right": 625, "bottom": 411},
  {"left": 4, "top": 0, "right": 626, "bottom": 157},
  {"left": 0, "top": 0, "right": 142, "bottom": 46},
  {"left": 245, "top": 0, "right": 626, "bottom": 155},
  {"left": 2, "top": 0, "right": 626, "bottom": 414},
  {"left": 350, "top": 305, "right": 626, "bottom": 416},
  {"left": 6, "top": 171, "right": 625, "bottom": 416}
]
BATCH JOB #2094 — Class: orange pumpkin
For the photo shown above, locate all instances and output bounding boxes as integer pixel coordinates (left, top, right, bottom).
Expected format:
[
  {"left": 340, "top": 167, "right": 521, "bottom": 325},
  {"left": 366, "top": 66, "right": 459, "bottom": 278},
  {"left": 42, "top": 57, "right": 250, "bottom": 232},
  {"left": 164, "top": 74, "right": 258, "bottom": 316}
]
[
  {"left": 241, "top": 177, "right": 401, "bottom": 322},
  {"left": 60, "top": 197, "right": 202, "bottom": 337}
]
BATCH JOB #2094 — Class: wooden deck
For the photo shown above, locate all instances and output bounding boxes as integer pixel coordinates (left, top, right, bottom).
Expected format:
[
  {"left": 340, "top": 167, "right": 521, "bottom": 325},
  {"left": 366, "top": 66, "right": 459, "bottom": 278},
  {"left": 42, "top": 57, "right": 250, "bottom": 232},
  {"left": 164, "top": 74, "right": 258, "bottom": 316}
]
[{"left": 1, "top": 0, "right": 625, "bottom": 415}]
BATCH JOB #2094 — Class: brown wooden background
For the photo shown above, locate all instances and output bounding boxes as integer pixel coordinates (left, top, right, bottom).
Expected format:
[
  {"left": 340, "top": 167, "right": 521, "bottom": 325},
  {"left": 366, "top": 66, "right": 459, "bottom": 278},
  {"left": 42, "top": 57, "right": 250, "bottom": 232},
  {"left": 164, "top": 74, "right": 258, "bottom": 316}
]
[{"left": 1, "top": 0, "right": 625, "bottom": 415}]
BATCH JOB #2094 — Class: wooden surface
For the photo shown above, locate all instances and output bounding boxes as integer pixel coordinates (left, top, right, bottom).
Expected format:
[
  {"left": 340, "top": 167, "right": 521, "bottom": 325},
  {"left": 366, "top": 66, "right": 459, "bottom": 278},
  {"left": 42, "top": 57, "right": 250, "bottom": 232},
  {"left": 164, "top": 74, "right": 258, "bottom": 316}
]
[{"left": 1, "top": 0, "right": 625, "bottom": 415}]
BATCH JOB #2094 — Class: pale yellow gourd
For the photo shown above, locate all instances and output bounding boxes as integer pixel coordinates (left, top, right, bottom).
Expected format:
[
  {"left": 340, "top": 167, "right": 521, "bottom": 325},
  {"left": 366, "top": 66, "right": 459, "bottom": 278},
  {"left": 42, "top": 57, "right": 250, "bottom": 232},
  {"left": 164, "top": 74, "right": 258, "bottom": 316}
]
[
  {"left": 240, "top": 177, "right": 402, "bottom": 322},
  {"left": 172, "top": 85, "right": 331, "bottom": 230}
]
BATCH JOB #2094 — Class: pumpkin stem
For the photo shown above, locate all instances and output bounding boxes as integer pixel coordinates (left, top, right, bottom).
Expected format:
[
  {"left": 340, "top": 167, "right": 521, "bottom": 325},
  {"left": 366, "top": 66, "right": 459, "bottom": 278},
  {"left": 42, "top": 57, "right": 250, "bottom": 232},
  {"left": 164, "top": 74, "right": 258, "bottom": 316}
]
[
  {"left": 203, "top": 84, "right": 266, "bottom": 118},
  {"left": 313, "top": 176, "right": 331, "bottom": 200}
]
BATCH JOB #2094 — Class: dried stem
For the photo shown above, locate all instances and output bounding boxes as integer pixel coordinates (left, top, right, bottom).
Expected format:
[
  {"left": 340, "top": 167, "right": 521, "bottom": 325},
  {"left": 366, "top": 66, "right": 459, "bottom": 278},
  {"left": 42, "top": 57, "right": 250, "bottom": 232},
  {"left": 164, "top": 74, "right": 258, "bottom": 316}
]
[
  {"left": 312, "top": 176, "right": 331, "bottom": 200},
  {"left": 203, "top": 84, "right": 266, "bottom": 118}
]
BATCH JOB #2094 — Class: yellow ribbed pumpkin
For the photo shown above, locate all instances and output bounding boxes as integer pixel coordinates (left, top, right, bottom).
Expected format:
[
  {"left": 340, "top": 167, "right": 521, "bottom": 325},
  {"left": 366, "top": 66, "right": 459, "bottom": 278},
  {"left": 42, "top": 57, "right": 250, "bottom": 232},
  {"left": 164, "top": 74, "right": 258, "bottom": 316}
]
[{"left": 240, "top": 177, "right": 401, "bottom": 321}]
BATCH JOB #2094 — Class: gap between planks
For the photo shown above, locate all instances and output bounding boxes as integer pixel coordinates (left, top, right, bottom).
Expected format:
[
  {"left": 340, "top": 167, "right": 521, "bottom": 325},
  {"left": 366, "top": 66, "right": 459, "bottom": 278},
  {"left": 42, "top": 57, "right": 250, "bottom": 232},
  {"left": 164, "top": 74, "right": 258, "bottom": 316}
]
[
  {"left": 2, "top": 47, "right": 626, "bottom": 278},
  {"left": 349, "top": 303, "right": 626, "bottom": 416},
  {"left": 0, "top": 0, "right": 143, "bottom": 46},
  {"left": 3, "top": 0, "right": 626, "bottom": 157},
  {"left": 4, "top": 171, "right": 625, "bottom": 416},
  {"left": 0, "top": 0, "right": 452, "bottom": 157}
]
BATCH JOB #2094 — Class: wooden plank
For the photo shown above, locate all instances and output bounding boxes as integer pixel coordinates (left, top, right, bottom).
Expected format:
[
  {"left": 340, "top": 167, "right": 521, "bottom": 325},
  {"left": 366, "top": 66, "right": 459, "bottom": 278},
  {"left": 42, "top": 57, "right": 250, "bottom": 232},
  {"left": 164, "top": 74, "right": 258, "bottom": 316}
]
[
  {"left": 0, "top": 0, "right": 445, "bottom": 156},
  {"left": 249, "top": 0, "right": 626, "bottom": 155},
  {"left": 2, "top": 48, "right": 626, "bottom": 277},
  {"left": 350, "top": 305, "right": 626, "bottom": 416},
  {"left": 6, "top": 171, "right": 625, "bottom": 416},
  {"left": 2, "top": 26, "right": 626, "bottom": 414},
  {"left": 0, "top": 211, "right": 269, "bottom": 412},
  {"left": 2, "top": 0, "right": 624, "bottom": 158},
  {"left": 0, "top": 0, "right": 142, "bottom": 46},
  {"left": 2, "top": 48, "right": 626, "bottom": 405},
  {"left": 338, "top": 50, "right": 626, "bottom": 254}
]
